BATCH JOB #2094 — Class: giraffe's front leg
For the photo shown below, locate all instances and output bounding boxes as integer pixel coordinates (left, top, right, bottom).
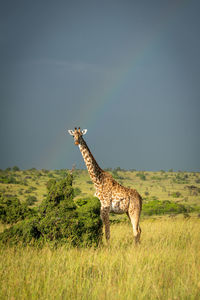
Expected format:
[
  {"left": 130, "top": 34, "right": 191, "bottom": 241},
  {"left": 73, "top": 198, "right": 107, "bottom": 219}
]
[{"left": 100, "top": 206, "right": 110, "bottom": 242}]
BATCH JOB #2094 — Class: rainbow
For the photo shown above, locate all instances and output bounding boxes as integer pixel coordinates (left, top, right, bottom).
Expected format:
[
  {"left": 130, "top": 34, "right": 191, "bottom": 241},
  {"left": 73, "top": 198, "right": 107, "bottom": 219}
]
[{"left": 41, "top": 0, "right": 188, "bottom": 169}]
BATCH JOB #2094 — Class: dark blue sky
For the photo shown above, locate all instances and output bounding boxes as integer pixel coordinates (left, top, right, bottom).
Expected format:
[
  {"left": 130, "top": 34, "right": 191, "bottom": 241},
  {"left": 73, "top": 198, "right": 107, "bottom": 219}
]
[{"left": 0, "top": 0, "right": 200, "bottom": 171}]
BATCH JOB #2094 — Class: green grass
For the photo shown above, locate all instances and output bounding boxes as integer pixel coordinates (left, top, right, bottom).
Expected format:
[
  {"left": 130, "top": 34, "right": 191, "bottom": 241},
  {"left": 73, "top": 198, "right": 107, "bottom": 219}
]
[{"left": 0, "top": 218, "right": 200, "bottom": 300}]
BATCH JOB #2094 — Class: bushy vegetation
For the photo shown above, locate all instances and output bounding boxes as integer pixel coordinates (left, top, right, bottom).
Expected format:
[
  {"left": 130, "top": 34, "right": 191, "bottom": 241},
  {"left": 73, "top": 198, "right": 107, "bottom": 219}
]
[
  {"left": 76, "top": 197, "right": 103, "bottom": 246},
  {"left": 0, "top": 175, "right": 18, "bottom": 184},
  {"left": 12, "top": 166, "right": 20, "bottom": 171},
  {"left": 171, "top": 191, "right": 181, "bottom": 198},
  {"left": 151, "top": 176, "right": 162, "bottom": 181},
  {"left": 136, "top": 172, "right": 146, "bottom": 180},
  {"left": 112, "top": 169, "right": 124, "bottom": 180},
  {"left": 172, "top": 173, "right": 188, "bottom": 184},
  {"left": 0, "top": 196, "right": 34, "bottom": 224},
  {"left": 73, "top": 187, "right": 82, "bottom": 196},
  {"left": 25, "top": 195, "right": 37, "bottom": 206},
  {"left": 142, "top": 199, "right": 192, "bottom": 216},
  {"left": 0, "top": 174, "right": 102, "bottom": 247}
]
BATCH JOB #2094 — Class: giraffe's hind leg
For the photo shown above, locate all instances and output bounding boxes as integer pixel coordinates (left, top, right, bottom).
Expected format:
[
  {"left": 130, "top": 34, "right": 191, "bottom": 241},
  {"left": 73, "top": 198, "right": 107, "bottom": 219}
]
[
  {"left": 127, "top": 198, "right": 142, "bottom": 244},
  {"left": 129, "top": 212, "right": 141, "bottom": 244}
]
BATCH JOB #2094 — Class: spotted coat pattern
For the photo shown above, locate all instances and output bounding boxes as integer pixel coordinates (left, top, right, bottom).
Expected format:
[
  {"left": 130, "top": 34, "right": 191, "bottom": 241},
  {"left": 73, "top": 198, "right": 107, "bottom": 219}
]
[{"left": 68, "top": 128, "right": 142, "bottom": 243}]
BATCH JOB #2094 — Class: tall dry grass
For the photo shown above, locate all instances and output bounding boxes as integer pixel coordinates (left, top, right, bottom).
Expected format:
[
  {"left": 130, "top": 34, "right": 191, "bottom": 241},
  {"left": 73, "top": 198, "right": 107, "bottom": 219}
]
[{"left": 0, "top": 218, "right": 200, "bottom": 300}]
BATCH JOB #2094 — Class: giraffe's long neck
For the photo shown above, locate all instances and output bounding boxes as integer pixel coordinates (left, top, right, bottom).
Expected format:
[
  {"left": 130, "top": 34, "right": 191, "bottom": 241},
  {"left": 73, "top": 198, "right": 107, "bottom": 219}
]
[{"left": 79, "top": 138, "right": 103, "bottom": 185}]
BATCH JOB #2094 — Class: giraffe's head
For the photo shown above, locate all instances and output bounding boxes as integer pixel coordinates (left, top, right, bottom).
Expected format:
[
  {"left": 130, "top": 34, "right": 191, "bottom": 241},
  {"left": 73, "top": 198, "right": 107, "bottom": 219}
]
[{"left": 68, "top": 127, "right": 87, "bottom": 145}]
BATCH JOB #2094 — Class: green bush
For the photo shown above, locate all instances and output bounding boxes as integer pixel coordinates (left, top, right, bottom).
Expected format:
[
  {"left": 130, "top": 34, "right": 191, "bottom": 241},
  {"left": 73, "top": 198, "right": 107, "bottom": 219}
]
[
  {"left": 48, "top": 173, "right": 54, "bottom": 178},
  {"left": 12, "top": 166, "right": 20, "bottom": 171},
  {"left": 0, "top": 218, "right": 42, "bottom": 246},
  {"left": 36, "top": 176, "right": 79, "bottom": 246},
  {"left": 171, "top": 192, "right": 181, "bottom": 198},
  {"left": 0, "top": 175, "right": 18, "bottom": 184},
  {"left": 172, "top": 174, "right": 188, "bottom": 184},
  {"left": 0, "top": 196, "right": 34, "bottom": 224},
  {"left": 0, "top": 174, "right": 102, "bottom": 248},
  {"left": 5, "top": 167, "right": 11, "bottom": 171},
  {"left": 142, "top": 200, "right": 192, "bottom": 216},
  {"left": 112, "top": 170, "right": 123, "bottom": 180},
  {"left": 76, "top": 197, "right": 102, "bottom": 246},
  {"left": 136, "top": 173, "right": 146, "bottom": 180},
  {"left": 25, "top": 196, "right": 37, "bottom": 206},
  {"left": 151, "top": 176, "right": 162, "bottom": 181},
  {"left": 73, "top": 187, "right": 82, "bottom": 197}
]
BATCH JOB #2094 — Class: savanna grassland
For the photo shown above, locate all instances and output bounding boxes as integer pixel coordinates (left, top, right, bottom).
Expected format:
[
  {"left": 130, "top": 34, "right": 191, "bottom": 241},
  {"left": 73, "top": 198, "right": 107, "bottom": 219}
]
[
  {"left": 1, "top": 168, "right": 200, "bottom": 208},
  {"left": 0, "top": 168, "right": 200, "bottom": 299},
  {"left": 0, "top": 219, "right": 200, "bottom": 300}
]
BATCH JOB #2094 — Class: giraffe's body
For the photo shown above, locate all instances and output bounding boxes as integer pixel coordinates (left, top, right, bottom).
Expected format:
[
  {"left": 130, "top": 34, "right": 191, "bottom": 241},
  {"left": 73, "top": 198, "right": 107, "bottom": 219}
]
[{"left": 68, "top": 127, "right": 142, "bottom": 243}]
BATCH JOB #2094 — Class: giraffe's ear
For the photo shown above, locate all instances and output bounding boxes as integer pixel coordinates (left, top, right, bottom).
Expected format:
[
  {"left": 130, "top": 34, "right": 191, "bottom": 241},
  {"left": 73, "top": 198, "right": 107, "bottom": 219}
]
[
  {"left": 82, "top": 129, "right": 87, "bottom": 135},
  {"left": 68, "top": 130, "right": 74, "bottom": 136}
]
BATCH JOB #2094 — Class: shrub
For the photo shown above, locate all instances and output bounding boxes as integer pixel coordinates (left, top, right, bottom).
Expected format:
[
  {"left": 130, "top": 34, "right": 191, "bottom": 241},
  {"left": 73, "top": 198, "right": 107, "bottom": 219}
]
[
  {"left": 0, "top": 175, "right": 18, "bottom": 184},
  {"left": 185, "top": 185, "right": 200, "bottom": 196},
  {"left": 172, "top": 174, "right": 188, "bottom": 184},
  {"left": 29, "top": 168, "right": 37, "bottom": 171},
  {"left": 25, "top": 196, "right": 37, "bottom": 206},
  {"left": 76, "top": 197, "right": 102, "bottom": 246},
  {"left": 42, "top": 169, "right": 49, "bottom": 174},
  {"left": 112, "top": 170, "right": 123, "bottom": 180},
  {"left": 5, "top": 167, "right": 11, "bottom": 171},
  {"left": 21, "top": 180, "right": 28, "bottom": 186},
  {"left": 151, "top": 176, "right": 162, "bottom": 181},
  {"left": 48, "top": 173, "right": 54, "bottom": 178},
  {"left": 36, "top": 176, "right": 79, "bottom": 246},
  {"left": 142, "top": 200, "right": 192, "bottom": 216},
  {"left": 73, "top": 187, "right": 82, "bottom": 197},
  {"left": 0, "top": 196, "right": 34, "bottom": 224},
  {"left": 12, "top": 166, "right": 20, "bottom": 171},
  {"left": 171, "top": 192, "right": 181, "bottom": 198},
  {"left": 0, "top": 218, "right": 42, "bottom": 246},
  {"left": 136, "top": 173, "right": 146, "bottom": 180},
  {"left": 0, "top": 174, "right": 102, "bottom": 248},
  {"left": 86, "top": 181, "right": 93, "bottom": 184}
]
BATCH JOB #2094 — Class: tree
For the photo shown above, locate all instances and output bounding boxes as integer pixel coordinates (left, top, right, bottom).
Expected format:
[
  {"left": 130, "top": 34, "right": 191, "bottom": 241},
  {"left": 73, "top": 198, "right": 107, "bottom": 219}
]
[{"left": 13, "top": 166, "right": 20, "bottom": 171}]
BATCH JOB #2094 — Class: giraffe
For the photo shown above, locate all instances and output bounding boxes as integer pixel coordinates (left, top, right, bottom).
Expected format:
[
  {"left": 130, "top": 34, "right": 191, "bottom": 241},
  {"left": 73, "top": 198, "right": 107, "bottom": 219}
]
[{"left": 68, "top": 127, "right": 142, "bottom": 244}]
